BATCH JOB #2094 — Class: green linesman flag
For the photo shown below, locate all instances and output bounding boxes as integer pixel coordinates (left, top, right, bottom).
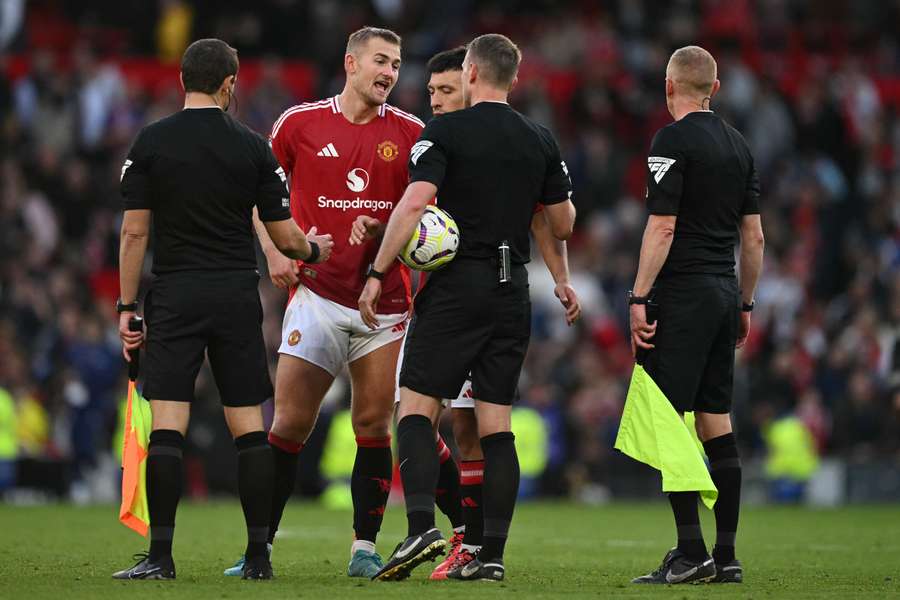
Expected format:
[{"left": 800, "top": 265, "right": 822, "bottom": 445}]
[
  {"left": 615, "top": 364, "right": 717, "bottom": 509},
  {"left": 119, "top": 380, "right": 152, "bottom": 536}
]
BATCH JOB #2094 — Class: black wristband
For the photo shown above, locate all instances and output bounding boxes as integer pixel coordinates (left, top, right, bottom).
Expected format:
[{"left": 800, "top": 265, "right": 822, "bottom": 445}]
[
  {"left": 305, "top": 241, "right": 320, "bottom": 264},
  {"left": 366, "top": 264, "right": 385, "bottom": 280},
  {"left": 742, "top": 301, "right": 755, "bottom": 312},
  {"left": 116, "top": 298, "right": 138, "bottom": 313},
  {"left": 627, "top": 290, "right": 649, "bottom": 305}
]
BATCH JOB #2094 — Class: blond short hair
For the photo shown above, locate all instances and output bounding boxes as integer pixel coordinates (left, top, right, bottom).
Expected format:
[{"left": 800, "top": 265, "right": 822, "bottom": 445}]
[
  {"left": 667, "top": 45, "right": 717, "bottom": 97},
  {"left": 346, "top": 26, "right": 401, "bottom": 55}
]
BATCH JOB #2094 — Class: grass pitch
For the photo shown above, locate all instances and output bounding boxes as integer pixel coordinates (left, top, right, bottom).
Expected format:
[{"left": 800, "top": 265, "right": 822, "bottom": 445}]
[{"left": 1, "top": 501, "right": 898, "bottom": 599}]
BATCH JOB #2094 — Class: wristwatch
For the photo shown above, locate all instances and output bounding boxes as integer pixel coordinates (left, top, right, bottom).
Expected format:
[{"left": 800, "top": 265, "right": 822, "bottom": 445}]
[
  {"left": 366, "top": 264, "right": 385, "bottom": 281},
  {"left": 741, "top": 301, "right": 755, "bottom": 312},
  {"left": 116, "top": 298, "right": 138, "bottom": 313},
  {"left": 627, "top": 290, "right": 649, "bottom": 305}
]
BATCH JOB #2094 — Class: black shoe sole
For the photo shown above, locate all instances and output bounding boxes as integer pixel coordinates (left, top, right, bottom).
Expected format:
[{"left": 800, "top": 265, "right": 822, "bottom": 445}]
[{"left": 373, "top": 539, "right": 447, "bottom": 581}]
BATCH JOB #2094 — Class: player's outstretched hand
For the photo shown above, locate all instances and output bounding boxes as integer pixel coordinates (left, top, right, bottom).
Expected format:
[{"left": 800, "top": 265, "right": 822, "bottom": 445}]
[
  {"left": 629, "top": 303, "right": 656, "bottom": 357},
  {"left": 349, "top": 216, "right": 383, "bottom": 246},
  {"left": 358, "top": 277, "right": 382, "bottom": 330},
  {"left": 307, "top": 226, "right": 334, "bottom": 264},
  {"left": 265, "top": 248, "right": 300, "bottom": 289},
  {"left": 554, "top": 282, "right": 581, "bottom": 326},
  {"left": 118, "top": 311, "right": 144, "bottom": 361}
]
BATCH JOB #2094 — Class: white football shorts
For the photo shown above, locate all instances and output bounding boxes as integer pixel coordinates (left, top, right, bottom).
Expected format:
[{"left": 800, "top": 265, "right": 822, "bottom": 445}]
[{"left": 278, "top": 285, "right": 408, "bottom": 377}]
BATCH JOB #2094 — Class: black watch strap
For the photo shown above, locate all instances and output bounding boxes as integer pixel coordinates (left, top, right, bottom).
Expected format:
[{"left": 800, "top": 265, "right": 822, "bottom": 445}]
[
  {"left": 627, "top": 291, "right": 649, "bottom": 305},
  {"left": 366, "top": 264, "right": 385, "bottom": 280},
  {"left": 742, "top": 301, "right": 755, "bottom": 312},
  {"left": 116, "top": 298, "right": 138, "bottom": 313},
  {"left": 305, "top": 241, "right": 320, "bottom": 264}
]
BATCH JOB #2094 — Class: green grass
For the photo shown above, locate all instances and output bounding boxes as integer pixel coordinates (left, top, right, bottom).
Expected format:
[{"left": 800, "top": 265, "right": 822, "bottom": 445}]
[{"left": 1, "top": 501, "right": 898, "bottom": 598}]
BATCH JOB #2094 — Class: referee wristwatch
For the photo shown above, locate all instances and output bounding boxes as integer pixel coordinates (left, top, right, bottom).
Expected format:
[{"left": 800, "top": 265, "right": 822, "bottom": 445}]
[
  {"left": 627, "top": 290, "right": 649, "bottom": 305},
  {"left": 116, "top": 298, "right": 138, "bottom": 313},
  {"left": 366, "top": 264, "right": 385, "bottom": 281}
]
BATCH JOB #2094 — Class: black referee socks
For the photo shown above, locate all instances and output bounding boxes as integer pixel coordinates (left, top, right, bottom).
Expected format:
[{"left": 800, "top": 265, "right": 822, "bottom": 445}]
[
  {"left": 397, "top": 414, "right": 439, "bottom": 536},
  {"left": 704, "top": 432, "right": 742, "bottom": 564},
  {"left": 235, "top": 431, "right": 273, "bottom": 559},
  {"left": 352, "top": 435, "right": 393, "bottom": 543},
  {"left": 668, "top": 491, "right": 706, "bottom": 560},
  {"left": 480, "top": 431, "right": 519, "bottom": 563},
  {"left": 147, "top": 429, "right": 184, "bottom": 561}
]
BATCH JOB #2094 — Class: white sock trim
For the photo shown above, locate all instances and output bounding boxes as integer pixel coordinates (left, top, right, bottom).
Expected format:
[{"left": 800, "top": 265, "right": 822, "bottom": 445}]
[{"left": 351, "top": 539, "right": 376, "bottom": 557}]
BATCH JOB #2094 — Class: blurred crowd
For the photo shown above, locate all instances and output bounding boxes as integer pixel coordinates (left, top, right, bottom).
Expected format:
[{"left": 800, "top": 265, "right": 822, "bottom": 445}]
[{"left": 1, "top": 0, "right": 900, "bottom": 501}]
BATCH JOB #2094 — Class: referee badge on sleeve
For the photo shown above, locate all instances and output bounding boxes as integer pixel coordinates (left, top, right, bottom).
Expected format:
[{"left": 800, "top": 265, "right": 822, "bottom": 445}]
[
  {"left": 647, "top": 156, "right": 676, "bottom": 184},
  {"left": 410, "top": 140, "right": 433, "bottom": 165}
]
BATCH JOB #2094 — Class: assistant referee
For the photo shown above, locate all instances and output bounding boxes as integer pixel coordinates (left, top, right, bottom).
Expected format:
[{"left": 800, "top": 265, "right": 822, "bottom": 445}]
[
  {"left": 112, "top": 39, "right": 332, "bottom": 581},
  {"left": 628, "top": 46, "right": 764, "bottom": 585},
  {"left": 359, "top": 33, "right": 576, "bottom": 582}
]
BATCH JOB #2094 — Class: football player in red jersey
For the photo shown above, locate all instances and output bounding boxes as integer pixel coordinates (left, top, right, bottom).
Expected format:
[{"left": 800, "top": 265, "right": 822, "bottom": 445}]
[{"left": 225, "top": 27, "right": 425, "bottom": 579}]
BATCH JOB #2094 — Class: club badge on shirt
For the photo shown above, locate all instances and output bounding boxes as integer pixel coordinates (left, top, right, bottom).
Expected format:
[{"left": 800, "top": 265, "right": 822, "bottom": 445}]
[{"left": 377, "top": 140, "right": 399, "bottom": 162}]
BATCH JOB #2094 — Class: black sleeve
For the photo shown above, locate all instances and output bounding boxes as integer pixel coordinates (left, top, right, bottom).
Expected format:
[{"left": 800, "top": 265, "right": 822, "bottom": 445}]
[
  {"left": 741, "top": 159, "right": 761, "bottom": 215},
  {"left": 408, "top": 117, "right": 449, "bottom": 187},
  {"left": 645, "top": 126, "right": 686, "bottom": 215},
  {"left": 540, "top": 130, "right": 573, "bottom": 205},
  {"left": 256, "top": 139, "right": 292, "bottom": 222},
  {"left": 121, "top": 128, "right": 153, "bottom": 210}
]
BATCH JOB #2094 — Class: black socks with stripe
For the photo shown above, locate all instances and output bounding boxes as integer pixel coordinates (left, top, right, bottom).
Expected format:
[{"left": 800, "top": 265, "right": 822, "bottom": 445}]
[
  {"left": 704, "top": 432, "right": 741, "bottom": 564},
  {"left": 479, "top": 431, "right": 519, "bottom": 563},
  {"left": 235, "top": 431, "right": 273, "bottom": 559},
  {"left": 147, "top": 429, "right": 184, "bottom": 561},
  {"left": 397, "top": 414, "right": 439, "bottom": 537}
]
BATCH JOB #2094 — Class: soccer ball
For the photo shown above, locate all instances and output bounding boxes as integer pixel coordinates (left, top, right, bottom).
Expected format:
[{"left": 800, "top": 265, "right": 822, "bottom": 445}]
[{"left": 399, "top": 205, "right": 460, "bottom": 271}]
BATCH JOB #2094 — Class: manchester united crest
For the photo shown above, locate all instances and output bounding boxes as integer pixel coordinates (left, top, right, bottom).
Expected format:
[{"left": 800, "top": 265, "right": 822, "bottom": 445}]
[
  {"left": 377, "top": 140, "right": 399, "bottom": 162},
  {"left": 287, "top": 330, "right": 301, "bottom": 346}
]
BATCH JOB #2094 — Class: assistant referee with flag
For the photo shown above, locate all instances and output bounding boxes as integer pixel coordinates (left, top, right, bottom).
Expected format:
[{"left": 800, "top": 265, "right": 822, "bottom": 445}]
[
  {"left": 622, "top": 45, "right": 764, "bottom": 585},
  {"left": 113, "top": 38, "right": 332, "bottom": 580}
]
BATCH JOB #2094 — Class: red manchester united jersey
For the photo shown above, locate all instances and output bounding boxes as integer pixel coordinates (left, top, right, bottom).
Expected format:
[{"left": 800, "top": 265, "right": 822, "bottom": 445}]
[{"left": 270, "top": 95, "right": 424, "bottom": 313}]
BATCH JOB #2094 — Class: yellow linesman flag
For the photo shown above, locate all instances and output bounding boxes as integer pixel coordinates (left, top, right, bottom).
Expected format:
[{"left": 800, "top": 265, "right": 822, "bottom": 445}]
[
  {"left": 615, "top": 364, "right": 717, "bottom": 509},
  {"left": 119, "top": 380, "right": 152, "bottom": 536}
]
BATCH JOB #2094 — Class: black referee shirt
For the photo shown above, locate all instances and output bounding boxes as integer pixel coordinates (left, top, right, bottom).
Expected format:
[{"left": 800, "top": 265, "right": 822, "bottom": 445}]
[
  {"left": 646, "top": 111, "right": 760, "bottom": 278},
  {"left": 408, "top": 102, "right": 572, "bottom": 264},
  {"left": 121, "top": 107, "right": 291, "bottom": 274}
]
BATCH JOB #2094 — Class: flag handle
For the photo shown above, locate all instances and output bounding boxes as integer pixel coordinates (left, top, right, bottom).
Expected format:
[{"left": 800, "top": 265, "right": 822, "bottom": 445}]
[{"left": 128, "top": 316, "right": 143, "bottom": 381}]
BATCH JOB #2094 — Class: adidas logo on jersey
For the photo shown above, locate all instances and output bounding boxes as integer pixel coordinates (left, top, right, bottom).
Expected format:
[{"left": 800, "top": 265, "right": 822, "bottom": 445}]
[
  {"left": 317, "top": 143, "right": 339, "bottom": 157},
  {"left": 647, "top": 156, "right": 676, "bottom": 183}
]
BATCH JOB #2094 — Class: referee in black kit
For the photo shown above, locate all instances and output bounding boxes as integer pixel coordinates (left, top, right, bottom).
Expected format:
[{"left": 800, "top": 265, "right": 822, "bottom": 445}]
[
  {"left": 113, "top": 39, "right": 333, "bottom": 580},
  {"left": 359, "top": 33, "right": 576, "bottom": 582},
  {"left": 628, "top": 46, "right": 764, "bottom": 584}
]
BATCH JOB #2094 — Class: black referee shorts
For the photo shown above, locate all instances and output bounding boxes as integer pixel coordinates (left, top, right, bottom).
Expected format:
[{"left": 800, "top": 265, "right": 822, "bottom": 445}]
[
  {"left": 641, "top": 274, "right": 739, "bottom": 414},
  {"left": 400, "top": 259, "right": 530, "bottom": 406},
  {"left": 143, "top": 270, "right": 273, "bottom": 407}
]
